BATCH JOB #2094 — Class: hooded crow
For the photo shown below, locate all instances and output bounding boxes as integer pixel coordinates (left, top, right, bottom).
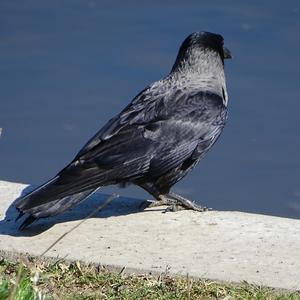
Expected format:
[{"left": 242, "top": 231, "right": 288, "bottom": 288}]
[{"left": 15, "top": 31, "right": 232, "bottom": 229}]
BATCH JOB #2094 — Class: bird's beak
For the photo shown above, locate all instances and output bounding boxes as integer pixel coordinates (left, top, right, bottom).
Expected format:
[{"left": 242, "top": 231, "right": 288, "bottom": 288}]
[{"left": 223, "top": 46, "right": 232, "bottom": 59}]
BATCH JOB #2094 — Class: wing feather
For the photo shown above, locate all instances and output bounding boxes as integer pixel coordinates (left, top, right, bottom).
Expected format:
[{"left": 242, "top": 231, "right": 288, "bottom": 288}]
[{"left": 70, "top": 88, "right": 227, "bottom": 187}]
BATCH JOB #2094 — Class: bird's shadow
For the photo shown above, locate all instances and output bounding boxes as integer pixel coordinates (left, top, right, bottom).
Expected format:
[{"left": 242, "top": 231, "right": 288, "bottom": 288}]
[{"left": 0, "top": 185, "right": 161, "bottom": 237}]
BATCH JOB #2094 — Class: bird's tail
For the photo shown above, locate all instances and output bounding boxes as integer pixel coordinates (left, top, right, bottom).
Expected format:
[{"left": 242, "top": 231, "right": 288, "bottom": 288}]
[{"left": 15, "top": 176, "right": 99, "bottom": 230}]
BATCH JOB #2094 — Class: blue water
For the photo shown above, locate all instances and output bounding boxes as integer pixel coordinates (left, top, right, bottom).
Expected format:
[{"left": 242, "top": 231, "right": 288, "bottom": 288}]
[{"left": 1, "top": 0, "right": 299, "bottom": 218}]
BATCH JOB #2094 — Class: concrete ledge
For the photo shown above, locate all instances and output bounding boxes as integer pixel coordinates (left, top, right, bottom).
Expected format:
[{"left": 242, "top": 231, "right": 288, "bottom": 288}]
[{"left": 0, "top": 180, "right": 300, "bottom": 290}]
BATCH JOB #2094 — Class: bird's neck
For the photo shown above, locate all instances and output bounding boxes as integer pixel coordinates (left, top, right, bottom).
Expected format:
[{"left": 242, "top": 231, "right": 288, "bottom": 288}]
[{"left": 169, "top": 49, "right": 228, "bottom": 106}]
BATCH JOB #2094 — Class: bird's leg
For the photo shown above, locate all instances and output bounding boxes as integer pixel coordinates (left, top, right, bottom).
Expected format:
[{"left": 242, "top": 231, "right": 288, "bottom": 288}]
[{"left": 165, "top": 192, "right": 210, "bottom": 212}]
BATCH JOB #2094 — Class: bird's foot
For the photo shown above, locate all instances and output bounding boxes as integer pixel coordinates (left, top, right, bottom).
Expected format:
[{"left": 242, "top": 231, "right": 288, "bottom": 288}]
[
  {"left": 140, "top": 193, "right": 210, "bottom": 213},
  {"left": 165, "top": 192, "right": 211, "bottom": 212}
]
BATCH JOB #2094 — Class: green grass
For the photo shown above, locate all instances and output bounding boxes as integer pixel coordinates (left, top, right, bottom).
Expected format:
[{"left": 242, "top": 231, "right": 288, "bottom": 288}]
[{"left": 0, "top": 256, "right": 299, "bottom": 300}]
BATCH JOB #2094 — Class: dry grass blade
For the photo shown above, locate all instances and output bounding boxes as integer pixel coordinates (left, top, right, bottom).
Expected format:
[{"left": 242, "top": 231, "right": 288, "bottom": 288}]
[{"left": 7, "top": 263, "right": 22, "bottom": 300}]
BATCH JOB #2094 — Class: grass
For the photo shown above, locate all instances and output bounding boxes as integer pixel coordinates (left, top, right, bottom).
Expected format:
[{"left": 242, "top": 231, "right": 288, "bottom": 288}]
[{"left": 0, "top": 256, "right": 299, "bottom": 300}]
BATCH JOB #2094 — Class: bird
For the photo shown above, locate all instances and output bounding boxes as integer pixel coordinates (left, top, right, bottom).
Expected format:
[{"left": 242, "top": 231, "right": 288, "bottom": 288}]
[{"left": 15, "top": 31, "right": 232, "bottom": 230}]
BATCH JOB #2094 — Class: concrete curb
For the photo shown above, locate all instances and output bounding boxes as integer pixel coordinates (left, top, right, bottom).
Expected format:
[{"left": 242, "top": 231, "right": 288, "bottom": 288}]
[{"left": 0, "top": 180, "right": 300, "bottom": 290}]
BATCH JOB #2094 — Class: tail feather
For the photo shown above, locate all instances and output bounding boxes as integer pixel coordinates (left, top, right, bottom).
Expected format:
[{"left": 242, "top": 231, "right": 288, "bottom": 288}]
[
  {"left": 15, "top": 167, "right": 111, "bottom": 210},
  {"left": 15, "top": 176, "right": 60, "bottom": 210},
  {"left": 16, "top": 180, "right": 99, "bottom": 230},
  {"left": 19, "top": 215, "right": 37, "bottom": 231},
  {"left": 15, "top": 211, "right": 25, "bottom": 222}
]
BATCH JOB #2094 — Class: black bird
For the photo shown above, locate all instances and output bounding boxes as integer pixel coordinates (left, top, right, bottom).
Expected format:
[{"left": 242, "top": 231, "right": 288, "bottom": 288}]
[{"left": 15, "top": 31, "right": 232, "bottom": 230}]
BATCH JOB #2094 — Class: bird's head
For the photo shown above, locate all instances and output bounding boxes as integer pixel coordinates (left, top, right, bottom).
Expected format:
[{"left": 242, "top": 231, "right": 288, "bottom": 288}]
[
  {"left": 181, "top": 32, "right": 231, "bottom": 60},
  {"left": 171, "top": 31, "right": 231, "bottom": 74}
]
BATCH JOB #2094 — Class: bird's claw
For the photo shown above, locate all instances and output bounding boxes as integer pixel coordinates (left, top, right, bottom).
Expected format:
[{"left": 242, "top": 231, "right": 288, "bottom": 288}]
[{"left": 139, "top": 193, "right": 212, "bottom": 213}]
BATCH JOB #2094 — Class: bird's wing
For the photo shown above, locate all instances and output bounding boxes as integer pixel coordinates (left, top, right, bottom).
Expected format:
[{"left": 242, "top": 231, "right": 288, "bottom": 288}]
[
  {"left": 77, "top": 85, "right": 226, "bottom": 156},
  {"left": 69, "top": 87, "right": 227, "bottom": 180}
]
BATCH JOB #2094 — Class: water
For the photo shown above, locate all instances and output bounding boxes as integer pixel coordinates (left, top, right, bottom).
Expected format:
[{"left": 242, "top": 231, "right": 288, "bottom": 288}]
[{"left": 0, "top": 0, "right": 299, "bottom": 219}]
